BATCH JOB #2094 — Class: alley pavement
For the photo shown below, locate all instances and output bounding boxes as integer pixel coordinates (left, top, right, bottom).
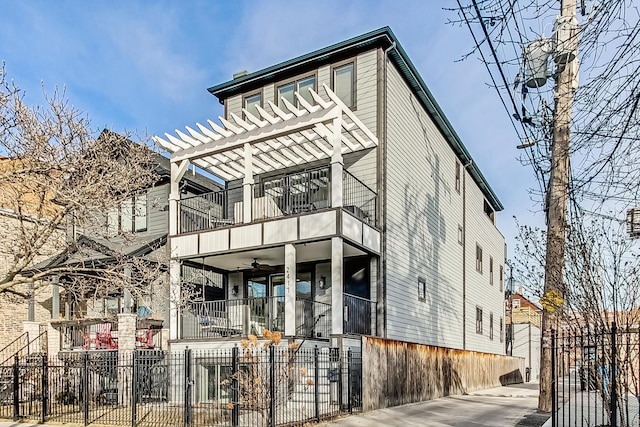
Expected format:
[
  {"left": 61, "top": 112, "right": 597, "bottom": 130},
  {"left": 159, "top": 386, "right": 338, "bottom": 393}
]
[{"left": 319, "top": 381, "right": 551, "bottom": 427}]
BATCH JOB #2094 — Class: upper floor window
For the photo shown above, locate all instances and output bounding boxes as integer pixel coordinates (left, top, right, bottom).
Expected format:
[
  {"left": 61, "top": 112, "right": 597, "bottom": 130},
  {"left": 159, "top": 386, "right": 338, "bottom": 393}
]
[
  {"left": 499, "top": 265, "right": 504, "bottom": 291},
  {"left": 476, "top": 306, "right": 483, "bottom": 334},
  {"left": 333, "top": 62, "right": 355, "bottom": 108},
  {"left": 418, "top": 276, "right": 426, "bottom": 302},
  {"left": 484, "top": 200, "right": 495, "bottom": 223},
  {"left": 455, "top": 160, "right": 461, "bottom": 193},
  {"left": 107, "top": 192, "right": 147, "bottom": 236},
  {"left": 244, "top": 92, "right": 262, "bottom": 119},
  {"left": 489, "top": 256, "right": 494, "bottom": 285},
  {"left": 277, "top": 75, "right": 316, "bottom": 111},
  {"left": 476, "top": 244, "right": 483, "bottom": 273}
]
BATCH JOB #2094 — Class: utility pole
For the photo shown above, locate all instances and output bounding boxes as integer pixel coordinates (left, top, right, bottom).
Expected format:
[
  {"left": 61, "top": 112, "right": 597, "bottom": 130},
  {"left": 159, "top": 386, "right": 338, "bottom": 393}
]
[{"left": 538, "top": 0, "right": 578, "bottom": 412}]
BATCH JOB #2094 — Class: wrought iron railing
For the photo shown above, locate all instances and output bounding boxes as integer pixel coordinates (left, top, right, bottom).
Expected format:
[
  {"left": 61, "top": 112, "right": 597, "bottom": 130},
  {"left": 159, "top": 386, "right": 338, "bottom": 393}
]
[
  {"left": 178, "top": 187, "right": 241, "bottom": 233},
  {"left": 0, "top": 333, "right": 29, "bottom": 367},
  {"left": 0, "top": 347, "right": 362, "bottom": 426},
  {"left": 344, "top": 294, "right": 376, "bottom": 335},
  {"left": 296, "top": 299, "right": 332, "bottom": 339}
]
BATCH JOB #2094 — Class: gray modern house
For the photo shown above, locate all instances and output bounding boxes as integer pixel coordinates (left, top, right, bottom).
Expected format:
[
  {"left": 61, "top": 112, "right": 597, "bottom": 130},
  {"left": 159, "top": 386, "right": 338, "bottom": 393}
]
[{"left": 155, "top": 27, "right": 506, "bottom": 357}]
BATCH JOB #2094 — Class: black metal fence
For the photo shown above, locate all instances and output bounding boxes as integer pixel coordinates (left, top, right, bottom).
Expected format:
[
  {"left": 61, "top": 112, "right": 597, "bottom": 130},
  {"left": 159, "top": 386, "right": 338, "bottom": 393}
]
[
  {"left": 0, "top": 346, "right": 362, "bottom": 427},
  {"left": 551, "top": 323, "right": 640, "bottom": 427}
]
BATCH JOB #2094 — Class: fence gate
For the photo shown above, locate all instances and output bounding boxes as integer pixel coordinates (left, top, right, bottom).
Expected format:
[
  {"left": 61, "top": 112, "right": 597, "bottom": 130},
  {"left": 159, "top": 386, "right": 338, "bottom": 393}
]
[{"left": 551, "top": 323, "right": 640, "bottom": 427}]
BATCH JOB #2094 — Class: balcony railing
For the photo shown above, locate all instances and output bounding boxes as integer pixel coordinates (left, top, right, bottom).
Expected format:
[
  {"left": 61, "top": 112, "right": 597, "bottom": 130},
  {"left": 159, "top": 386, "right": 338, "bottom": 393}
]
[
  {"left": 252, "top": 166, "right": 331, "bottom": 220},
  {"left": 181, "top": 297, "right": 285, "bottom": 340},
  {"left": 178, "top": 188, "right": 242, "bottom": 234},
  {"left": 344, "top": 294, "right": 377, "bottom": 335},
  {"left": 177, "top": 165, "right": 377, "bottom": 234},
  {"left": 343, "top": 170, "right": 377, "bottom": 226},
  {"left": 181, "top": 296, "right": 375, "bottom": 340}
]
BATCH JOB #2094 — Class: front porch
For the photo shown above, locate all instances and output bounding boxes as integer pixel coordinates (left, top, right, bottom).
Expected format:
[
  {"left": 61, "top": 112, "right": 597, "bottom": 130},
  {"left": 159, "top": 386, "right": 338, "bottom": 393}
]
[{"left": 179, "top": 293, "right": 375, "bottom": 341}]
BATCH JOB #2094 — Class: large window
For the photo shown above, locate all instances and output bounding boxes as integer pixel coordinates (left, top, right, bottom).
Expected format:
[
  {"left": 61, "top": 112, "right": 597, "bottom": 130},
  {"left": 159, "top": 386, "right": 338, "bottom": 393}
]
[
  {"left": 333, "top": 62, "right": 355, "bottom": 108},
  {"left": 107, "top": 192, "right": 147, "bottom": 236},
  {"left": 476, "top": 306, "right": 483, "bottom": 334},
  {"left": 277, "top": 75, "right": 316, "bottom": 111},
  {"left": 244, "top": 92, "right": 262, "bottom": 118}
]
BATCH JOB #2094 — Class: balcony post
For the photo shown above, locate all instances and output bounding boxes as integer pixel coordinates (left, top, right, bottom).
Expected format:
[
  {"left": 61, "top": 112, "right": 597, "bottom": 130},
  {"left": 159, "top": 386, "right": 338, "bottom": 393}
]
[
  {"left": 284, "top": 244, "right": 296, "bottom": 337},
  {"left": 243, "top": 142, "right": 254, "bottom": 223},
  {"left": 169, "top": 161, "right": 189, "bottom": 341},
  {"left": 169, "top": 259, "right": 181, "bottom": 340},
  {"left": 331, "top": 236, "right": 344, "bottom": 335},
  {"left": 331, "top": 115, "right": 343, "bottom": 208}
]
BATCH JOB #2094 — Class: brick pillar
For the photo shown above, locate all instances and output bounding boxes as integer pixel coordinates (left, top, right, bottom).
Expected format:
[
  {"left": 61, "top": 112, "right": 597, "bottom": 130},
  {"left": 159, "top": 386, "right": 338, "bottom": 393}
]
[
  {"left": 117, "top": 313, "right": 137, "bottom": 352},
  {"left": 117, "top": 313, "right": 137, "bottom": 405}
]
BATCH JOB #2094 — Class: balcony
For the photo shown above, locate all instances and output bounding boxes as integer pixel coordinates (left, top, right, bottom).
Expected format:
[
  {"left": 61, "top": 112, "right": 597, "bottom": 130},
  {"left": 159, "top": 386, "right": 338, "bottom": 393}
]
[
  {"left": 180, "top": 294, "right": 375, "bottom": 340},
  {"left": 176, "top": 166, "right": 377, "bottom": 235}
]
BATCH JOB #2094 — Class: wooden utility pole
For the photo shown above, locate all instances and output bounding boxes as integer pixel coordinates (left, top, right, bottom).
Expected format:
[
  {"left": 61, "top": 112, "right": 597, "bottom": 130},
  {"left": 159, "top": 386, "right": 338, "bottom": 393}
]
[{"left": 538, "top": 0, "right": 578, "bottom": 412}]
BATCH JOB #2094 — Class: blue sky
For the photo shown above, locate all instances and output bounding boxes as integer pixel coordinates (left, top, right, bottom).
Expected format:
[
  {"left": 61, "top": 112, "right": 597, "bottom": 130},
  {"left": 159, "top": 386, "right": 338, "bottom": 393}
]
[{"left": 0, "top": 1, "right": 544, "bottom": 260}]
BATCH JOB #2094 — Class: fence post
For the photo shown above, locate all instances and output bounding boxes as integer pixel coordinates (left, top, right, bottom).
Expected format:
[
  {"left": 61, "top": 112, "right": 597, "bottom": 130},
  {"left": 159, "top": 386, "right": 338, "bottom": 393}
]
[
  {"left": 83, "top": 352, "right": 89, "bottom": 426},
  {"left": 131, "top": 351, "right": 138, "bottom": 427},
  {"left": 611, "top": 322, "right": 617, "bottom": 427},
  {"left": 12, "top": 354, "right": 19, "bottom": 421},
  {"left": 41, "top": 353, "right": 48, "bottom": 423},
  {"left": 269, "top": 346, "right": 275, "bottom": 427},
  {"left": 183, "top": 348, "right": 192, "bottom": 427},
  {"left": 314, "top": 346, "right": 320, "bottom": 422},
  {"left": 232, "top": 346, "right": 239, "bottom": 427},
  {"left": 347, "top": 349, "right": 352, "bottom": 414},
  {"left": 551, "top": 330, "right": 556, "bottom": 427}
]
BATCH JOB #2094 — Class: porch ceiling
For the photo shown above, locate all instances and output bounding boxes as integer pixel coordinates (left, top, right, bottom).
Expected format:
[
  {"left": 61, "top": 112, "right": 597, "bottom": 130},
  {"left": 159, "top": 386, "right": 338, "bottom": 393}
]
[
  {"left": 190, "top": 240, "right": 367, "bottom": 272},
  {"left": 153, "top": 85, "right": 378, "bottom": 182}
]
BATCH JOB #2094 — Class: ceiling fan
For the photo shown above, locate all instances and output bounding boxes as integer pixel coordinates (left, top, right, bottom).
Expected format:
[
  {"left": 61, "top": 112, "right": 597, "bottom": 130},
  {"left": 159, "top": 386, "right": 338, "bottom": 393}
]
[{"left": 250, "top": 258, "right": 275, "bottom": 272}]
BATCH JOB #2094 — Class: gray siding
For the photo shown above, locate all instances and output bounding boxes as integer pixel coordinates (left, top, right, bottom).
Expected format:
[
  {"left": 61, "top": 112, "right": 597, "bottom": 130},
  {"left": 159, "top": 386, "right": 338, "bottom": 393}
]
[
  {"left": 384, "top": 60, "right": 504, "bottom": 354},
  {"left": 145, "top": 184, "right": 170, "bottom": 235}
]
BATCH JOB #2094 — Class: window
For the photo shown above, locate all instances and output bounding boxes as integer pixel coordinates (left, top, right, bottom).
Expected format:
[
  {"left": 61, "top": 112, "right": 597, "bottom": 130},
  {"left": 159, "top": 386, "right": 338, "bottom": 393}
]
[
  {"left": 277, "top": 75, "right": 316, "bottom": 111},
  {"left": 489, "top": 257, "right": 494, "bottom": 285},
  {"left": 500, "top": 317, "right": 504, "bottom": 343},
  {"left": 107, "top": 192, "right": 147, "bottom": 236},
  {"left": 458, "top": 225, "right": 464, "bottom": 245},
  {"left": 512, "top": 298, "right": 520, "bottom": 309},
  {"left": 499, "top": 265, "right": 504, "bottom": 291},
  {"left": 244, "top": 92, "right": 262, "bottom": 118},
  {"left": 476, "top": 244, "right": 483, "bottom": 273},
  {"left": 333, "top": 62, "right": 355, "bottom": 108},
  {"left": 418, "top": 277, "right": 426, "bottom": 302},
  {"left": 476, "top": 306, "right": 483, "bottom": 334},
  {"left": 455, "top": 160, "right": 461, "bottom": 193},
  {"left": 484, "top": 200, "right": 495, "bottom": 223},
  {"left": 489, "top": 312, "right": 494, "bottom": 340}
]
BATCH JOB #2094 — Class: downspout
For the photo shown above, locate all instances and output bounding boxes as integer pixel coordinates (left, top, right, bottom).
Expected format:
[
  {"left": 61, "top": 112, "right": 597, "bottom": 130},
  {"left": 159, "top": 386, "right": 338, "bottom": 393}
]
[
  {"left": 381, "top": 40, "right": 396, "bottom": 338},
  {"left": 462, "top": 160, "right": 472, "bottom": 350}
]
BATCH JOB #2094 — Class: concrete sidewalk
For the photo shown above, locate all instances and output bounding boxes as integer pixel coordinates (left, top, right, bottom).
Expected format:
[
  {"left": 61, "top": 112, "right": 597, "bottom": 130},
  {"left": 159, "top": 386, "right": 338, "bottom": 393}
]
[
  {"left": 319, "top": 381, "right": 550, "bottom": 427},
  {"left": 0, "top": 383, "right": 550, "bottom": 427}
]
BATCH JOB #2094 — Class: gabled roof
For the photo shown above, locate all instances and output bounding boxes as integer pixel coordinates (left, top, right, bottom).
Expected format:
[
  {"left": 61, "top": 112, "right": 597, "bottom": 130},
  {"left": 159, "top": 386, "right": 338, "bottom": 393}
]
[
  {"left": 26, "top": 233, "right": 167, "bottom": 274},
  {"left": 208, "top": 27, "right": 503, "bottom": 211}
]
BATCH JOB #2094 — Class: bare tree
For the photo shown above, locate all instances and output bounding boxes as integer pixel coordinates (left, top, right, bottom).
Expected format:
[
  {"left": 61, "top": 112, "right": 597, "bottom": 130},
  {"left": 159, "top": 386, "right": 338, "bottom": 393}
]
[{"left": 0, "top": 65, "right": 159, "bottom": 305}]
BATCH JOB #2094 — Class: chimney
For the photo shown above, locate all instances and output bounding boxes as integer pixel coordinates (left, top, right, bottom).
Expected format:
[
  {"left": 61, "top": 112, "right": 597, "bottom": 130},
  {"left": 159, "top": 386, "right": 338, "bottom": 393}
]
[{"left": 233, "top": 70, "right": 249, "bottom": 79}]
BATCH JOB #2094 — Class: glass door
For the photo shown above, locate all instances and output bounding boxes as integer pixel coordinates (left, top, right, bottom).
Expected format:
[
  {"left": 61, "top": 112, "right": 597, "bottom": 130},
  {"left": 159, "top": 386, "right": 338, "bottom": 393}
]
[{"left": 247, "top": 276, "right": 267, "bottom": 335}]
